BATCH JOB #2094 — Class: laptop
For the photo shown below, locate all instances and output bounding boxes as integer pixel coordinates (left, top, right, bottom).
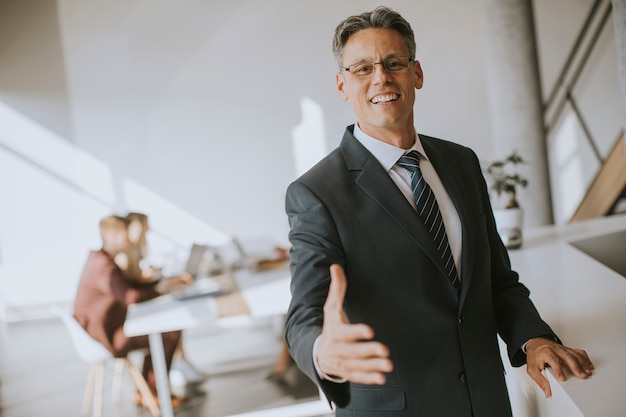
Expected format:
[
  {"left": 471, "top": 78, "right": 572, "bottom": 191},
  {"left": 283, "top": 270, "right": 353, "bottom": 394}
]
[
  {"left": 211, "top": 238, "right": 247, "bottom": 271},
  {"left": 171, "top": 243, "right": 226, "bottom": 300},
  {"left": 183, "top": 243, "right": 210, "bottom": 278}
]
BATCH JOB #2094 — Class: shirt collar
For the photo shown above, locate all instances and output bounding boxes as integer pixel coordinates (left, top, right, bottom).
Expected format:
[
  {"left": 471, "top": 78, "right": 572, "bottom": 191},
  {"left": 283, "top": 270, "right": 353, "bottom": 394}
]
[{"left": 352, "top": 123, "right": 428, "bottom": 172}]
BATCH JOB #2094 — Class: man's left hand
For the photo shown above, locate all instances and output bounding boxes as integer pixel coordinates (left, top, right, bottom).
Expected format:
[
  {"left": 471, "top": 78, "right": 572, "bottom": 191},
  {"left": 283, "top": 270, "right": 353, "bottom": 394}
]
[{"left": 525, "top": 337, "right": 594, "bottom": 398}]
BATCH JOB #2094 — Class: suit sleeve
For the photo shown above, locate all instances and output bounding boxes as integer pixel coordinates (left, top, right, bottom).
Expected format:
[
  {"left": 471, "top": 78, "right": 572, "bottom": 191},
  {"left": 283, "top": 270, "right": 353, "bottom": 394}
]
[
  {"left": 468, "top": 150, "right": 561, "bottom": 366},
  {"left": 284, "top": 180, "right": 350, "bottom": 406}
]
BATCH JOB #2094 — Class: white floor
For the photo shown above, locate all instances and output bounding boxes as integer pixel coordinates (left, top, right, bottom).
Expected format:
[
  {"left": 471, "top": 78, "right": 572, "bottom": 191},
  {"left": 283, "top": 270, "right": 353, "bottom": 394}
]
[{"left": 0, "top": 315, "right": 332, "bottom": 417}]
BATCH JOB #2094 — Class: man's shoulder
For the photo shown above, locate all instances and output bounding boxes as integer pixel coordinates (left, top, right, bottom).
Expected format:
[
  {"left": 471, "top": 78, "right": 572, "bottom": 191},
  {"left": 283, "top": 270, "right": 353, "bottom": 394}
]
[
  {"left": 418, "top": 133, "right": 479, "bottom": 164},
  {"left": 291, "top": 148, "right": 345, "bottom": 188},
  {"left": 296, "top": 126, "right": 351, "bottom": 174},
  {"left": 286, "top": 127, "right": 362, "bottom": 199},
  {"left": 419, "top": 133, "right": 472, "bottom": 151}
]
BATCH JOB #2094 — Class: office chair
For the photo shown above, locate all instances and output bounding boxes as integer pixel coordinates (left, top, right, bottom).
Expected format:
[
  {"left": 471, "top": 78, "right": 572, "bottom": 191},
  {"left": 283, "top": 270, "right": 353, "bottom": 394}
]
[{"left": 50, "top": 305, "right": 160, "bottom": 417}]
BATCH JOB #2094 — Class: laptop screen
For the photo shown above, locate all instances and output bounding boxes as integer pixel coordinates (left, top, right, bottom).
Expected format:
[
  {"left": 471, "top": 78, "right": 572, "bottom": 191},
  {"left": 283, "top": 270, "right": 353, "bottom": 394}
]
[{"left": 184, "top": 243, "right": 208, "bottom": 278}]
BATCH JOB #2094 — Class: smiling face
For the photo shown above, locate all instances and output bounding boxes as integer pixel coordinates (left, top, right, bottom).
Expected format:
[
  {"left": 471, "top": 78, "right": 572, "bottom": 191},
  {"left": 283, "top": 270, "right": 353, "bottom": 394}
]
[{"left": 336, "top": 28, "right": 423, "bottom": 147}]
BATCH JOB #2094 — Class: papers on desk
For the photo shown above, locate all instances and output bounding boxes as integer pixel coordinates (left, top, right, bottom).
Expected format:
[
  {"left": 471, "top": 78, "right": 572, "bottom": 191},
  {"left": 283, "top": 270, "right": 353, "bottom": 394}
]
[{"left": 169, "top": 277, "right": 227, "bottom": 301}]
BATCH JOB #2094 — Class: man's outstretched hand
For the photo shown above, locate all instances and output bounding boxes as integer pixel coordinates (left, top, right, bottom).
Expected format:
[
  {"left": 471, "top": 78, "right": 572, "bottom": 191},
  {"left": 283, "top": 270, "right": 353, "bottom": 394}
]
[
  {"left": 316, "top": 264, "right": 393, "bottom": 384},
  {"left": 525, "top": 337, "right": 594, "bottom": 398}
]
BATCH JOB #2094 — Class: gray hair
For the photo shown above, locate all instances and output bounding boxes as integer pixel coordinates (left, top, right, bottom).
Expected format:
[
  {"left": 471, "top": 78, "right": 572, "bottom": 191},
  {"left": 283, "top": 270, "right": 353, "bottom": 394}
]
[{"left": 332, "top": 6, "right": 416, "bottom": 67}]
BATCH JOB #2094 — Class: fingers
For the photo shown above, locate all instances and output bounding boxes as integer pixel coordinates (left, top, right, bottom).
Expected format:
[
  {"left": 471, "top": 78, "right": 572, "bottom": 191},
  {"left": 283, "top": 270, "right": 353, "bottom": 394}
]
[
  {"left": 549, "top": 347, "right": 594, "bottom": 382},
  {"left": 332, "top": 357, "right": 393, "bottom": 385},
  {"left": 562, "top": 348, "right": 594, "bottom": 379},
  {"left": 319, "top": 340, "right": 391, "bottom": 368},
  {"left": 317, "top": 339, "right": 393, "bottom": 385},
  {"left": 318, "top": 264, "right": 393, "bottom": 384},
  {"left": 327, "top": 338, "right": 390, "bottom": 361},
  {"left": 178, "top": 272, "right": 193, "bottom": 284},
  {"left": 527, "top": 362, "right": 552, "bottom": 398},
  {"left": 526, "top": 338, "right": 595, "bottom": 398}
]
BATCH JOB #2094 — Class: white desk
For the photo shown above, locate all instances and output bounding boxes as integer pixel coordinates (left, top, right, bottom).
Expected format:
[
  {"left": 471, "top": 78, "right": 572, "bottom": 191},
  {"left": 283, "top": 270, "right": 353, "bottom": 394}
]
[
  {"left": 124, "top": 267, "right": 331, "bottom": 417},
  {"left": 124, "top": 269, "right": 291, "bottom": 336},
  {"left": 504, "top": 214, "right": 626, "bottom": 417},
  {"left": 124, "top": 267, "right": 290, "bottom": 417}
]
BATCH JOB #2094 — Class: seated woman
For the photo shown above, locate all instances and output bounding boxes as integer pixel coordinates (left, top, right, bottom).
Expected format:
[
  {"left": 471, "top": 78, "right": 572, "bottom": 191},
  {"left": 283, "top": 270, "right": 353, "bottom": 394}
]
[
  {"left": 73, "top": 215, "right": 185, "bottom": 408},
  {"left": 123, "top": 212, "right": 192, "bottom": 289},
  {"left": 123, "top": 212, "right": 207, "bottom": 388}
]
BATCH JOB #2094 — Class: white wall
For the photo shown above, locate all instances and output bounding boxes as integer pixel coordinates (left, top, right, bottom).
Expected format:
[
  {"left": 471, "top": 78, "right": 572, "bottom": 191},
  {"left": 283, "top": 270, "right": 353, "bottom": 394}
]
[
  {"left": 53, "top": 0, "right": 493, "bottom": 239},
  {"left": 2, "top": 0, "right": 617, "bottom": 316}
]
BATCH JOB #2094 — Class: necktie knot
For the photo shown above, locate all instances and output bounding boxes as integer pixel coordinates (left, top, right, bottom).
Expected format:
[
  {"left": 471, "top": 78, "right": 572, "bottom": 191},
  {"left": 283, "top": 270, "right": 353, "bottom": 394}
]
[{"left": 397, "top": 150, "right": 422, "bottom": 175}]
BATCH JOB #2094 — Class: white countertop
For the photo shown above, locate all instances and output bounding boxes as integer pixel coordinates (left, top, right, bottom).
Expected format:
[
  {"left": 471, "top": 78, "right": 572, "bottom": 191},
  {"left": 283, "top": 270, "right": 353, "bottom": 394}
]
[{"left": 505, "top": 214, "right": 626, "bottom": 417}]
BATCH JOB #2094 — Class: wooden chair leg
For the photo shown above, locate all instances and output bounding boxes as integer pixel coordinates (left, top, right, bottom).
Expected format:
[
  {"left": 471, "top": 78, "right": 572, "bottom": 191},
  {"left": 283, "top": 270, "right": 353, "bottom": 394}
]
[
  {"left": 93, "top": 362, "right": 105, "bottom": 417},
  {"left": 82, "top": 363, "right": 97, "bottom": 416},
  {"left": 112, "top": 359, "right": 125, "bottom": 402},
  {"left": 125, "top": 358, "right": 161, "bottom": 417}
]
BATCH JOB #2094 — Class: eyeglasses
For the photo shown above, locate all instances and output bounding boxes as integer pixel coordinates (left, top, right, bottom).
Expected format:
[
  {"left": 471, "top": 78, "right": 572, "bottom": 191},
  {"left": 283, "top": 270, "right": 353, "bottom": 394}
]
[{"left": 340, "top": 56, "right": 413, "bottom": 77}]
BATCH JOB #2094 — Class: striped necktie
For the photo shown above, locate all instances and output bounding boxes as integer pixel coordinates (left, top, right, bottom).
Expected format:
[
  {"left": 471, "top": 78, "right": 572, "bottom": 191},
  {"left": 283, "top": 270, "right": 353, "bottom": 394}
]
[{"left": 397, "top": 151, "right": 460, "bottom": 291}]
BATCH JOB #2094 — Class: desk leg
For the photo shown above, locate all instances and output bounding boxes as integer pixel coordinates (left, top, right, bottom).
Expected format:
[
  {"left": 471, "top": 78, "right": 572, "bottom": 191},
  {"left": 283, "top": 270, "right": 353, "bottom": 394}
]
[{"left": 148, "top": 332, "right": 174, "bottom": 417}]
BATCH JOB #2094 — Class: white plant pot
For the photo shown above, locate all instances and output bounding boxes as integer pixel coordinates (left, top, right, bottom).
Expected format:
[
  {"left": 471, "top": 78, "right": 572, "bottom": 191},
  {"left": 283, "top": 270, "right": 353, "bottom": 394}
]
[{"left": 493, "top": 208, "right": 524, "bottom": 249}]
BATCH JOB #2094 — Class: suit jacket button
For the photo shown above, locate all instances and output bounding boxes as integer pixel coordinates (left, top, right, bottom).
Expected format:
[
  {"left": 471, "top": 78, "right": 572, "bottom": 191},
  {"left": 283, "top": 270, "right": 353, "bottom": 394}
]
[
  {"left": 459, "top": 373, "right": 466, "bottom": 383},
  {"left": 457, "top": 316, "right": 463, "bottom": 326}
]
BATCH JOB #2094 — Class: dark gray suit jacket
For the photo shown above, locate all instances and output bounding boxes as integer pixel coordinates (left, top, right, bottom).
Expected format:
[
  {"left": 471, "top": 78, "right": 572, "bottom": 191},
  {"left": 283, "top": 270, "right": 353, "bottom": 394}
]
[{"left": 285, "top": 126, "right": 558, "bottom": 417}]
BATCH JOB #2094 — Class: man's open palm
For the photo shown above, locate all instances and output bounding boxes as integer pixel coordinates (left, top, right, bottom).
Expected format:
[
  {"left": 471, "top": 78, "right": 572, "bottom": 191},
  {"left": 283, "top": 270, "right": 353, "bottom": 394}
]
[{"left": 316, "top": 264, "right": 393, "bottom": 384}]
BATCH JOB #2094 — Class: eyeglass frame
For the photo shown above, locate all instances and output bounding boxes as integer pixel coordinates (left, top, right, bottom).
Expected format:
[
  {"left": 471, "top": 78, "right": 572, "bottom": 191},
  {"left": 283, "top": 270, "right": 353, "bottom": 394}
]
[{"left": 339, "top": 55, "right": 415, "bottom": 77}]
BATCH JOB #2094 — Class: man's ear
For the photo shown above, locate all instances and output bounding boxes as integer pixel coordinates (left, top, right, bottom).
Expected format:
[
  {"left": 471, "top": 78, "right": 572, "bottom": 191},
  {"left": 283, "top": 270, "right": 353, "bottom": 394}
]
[
  {"left": 336, "top": 72, "right": 349, "bottom": 101},
  {"left": 414, "top": 60, "right": 424, "bottom": 90}
]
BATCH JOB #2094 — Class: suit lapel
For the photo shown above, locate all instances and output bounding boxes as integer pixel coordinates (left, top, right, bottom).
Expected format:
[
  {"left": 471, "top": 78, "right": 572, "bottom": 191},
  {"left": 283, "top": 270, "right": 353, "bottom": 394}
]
[
  {"left": 340, "top": 129, "right": 452, "bottom": 281},
  {"left": 421, "top": 137, "right": 477, "bottom": 304}
]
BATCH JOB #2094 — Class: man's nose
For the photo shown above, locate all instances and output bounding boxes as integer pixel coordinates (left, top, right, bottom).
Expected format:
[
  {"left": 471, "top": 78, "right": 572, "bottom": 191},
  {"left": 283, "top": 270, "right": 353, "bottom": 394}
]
[{"left": 371, "top": 62, "right": 392, "bottom": 83}]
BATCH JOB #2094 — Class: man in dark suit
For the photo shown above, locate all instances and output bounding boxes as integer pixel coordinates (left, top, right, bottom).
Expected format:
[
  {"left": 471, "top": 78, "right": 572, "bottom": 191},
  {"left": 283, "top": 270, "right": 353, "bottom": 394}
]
[{"left": 284, "top": 6, "right": 594, "bottom": 416}]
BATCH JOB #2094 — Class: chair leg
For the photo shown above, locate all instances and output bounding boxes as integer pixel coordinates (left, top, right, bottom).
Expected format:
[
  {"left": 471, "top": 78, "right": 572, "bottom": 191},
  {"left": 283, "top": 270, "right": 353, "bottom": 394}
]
[
  {"left": 112, "top": 359, "right": 125, "bottom": 402},
  {"left": 93, "top": 362, "right": 104, "bottom": 417},
  {"left": 82, "top": 364, "right": 97, "bottom": 416},
  {"left": 124, "top": 358, "right": 161, "bottom": 417}
]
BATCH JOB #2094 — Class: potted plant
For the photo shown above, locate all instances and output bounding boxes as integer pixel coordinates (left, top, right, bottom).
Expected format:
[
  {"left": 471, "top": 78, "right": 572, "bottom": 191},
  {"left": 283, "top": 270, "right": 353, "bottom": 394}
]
[{"left": 483, "top": 150, "right": 528, "bottom": 249}]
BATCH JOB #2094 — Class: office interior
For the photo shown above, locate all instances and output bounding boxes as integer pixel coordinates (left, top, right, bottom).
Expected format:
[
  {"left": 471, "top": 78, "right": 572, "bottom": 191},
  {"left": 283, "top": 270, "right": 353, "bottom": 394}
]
[{"left": 1, "top": 0, "right": 625, "bottom": 416}]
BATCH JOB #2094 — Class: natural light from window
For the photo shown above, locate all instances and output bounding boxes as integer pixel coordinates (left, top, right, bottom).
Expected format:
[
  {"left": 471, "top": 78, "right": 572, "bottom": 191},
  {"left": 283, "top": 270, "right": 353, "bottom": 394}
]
[
  {"left": 552, "top": 111, "right": 585, "bottom": 223},
  {"left": 0, "top": 102, "right": 230, "bottom": 319},
  {"left": 291, "top": 97, "right": 327, "bottom": 177}
]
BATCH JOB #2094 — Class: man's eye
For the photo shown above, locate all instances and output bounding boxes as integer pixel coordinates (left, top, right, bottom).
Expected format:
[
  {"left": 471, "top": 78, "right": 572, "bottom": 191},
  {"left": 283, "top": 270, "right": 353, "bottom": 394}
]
[{"left": 353, "top": 64, "right": 372, "bottom": 73}]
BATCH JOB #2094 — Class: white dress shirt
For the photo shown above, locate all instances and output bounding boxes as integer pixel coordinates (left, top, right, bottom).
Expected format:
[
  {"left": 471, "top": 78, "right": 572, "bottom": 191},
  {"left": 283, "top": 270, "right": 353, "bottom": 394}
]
[{"left": 352, "top": 123, "right": 462, "bottom": 275}]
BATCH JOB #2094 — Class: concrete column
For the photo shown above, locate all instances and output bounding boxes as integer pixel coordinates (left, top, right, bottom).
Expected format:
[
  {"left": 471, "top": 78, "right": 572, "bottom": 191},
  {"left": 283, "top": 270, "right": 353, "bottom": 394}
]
[
  {"left": 481, "top": 0, "right": 553, "bottom": 226},
  {"left": 612, "top": 0, "right": 626, "bottom": 156}
]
